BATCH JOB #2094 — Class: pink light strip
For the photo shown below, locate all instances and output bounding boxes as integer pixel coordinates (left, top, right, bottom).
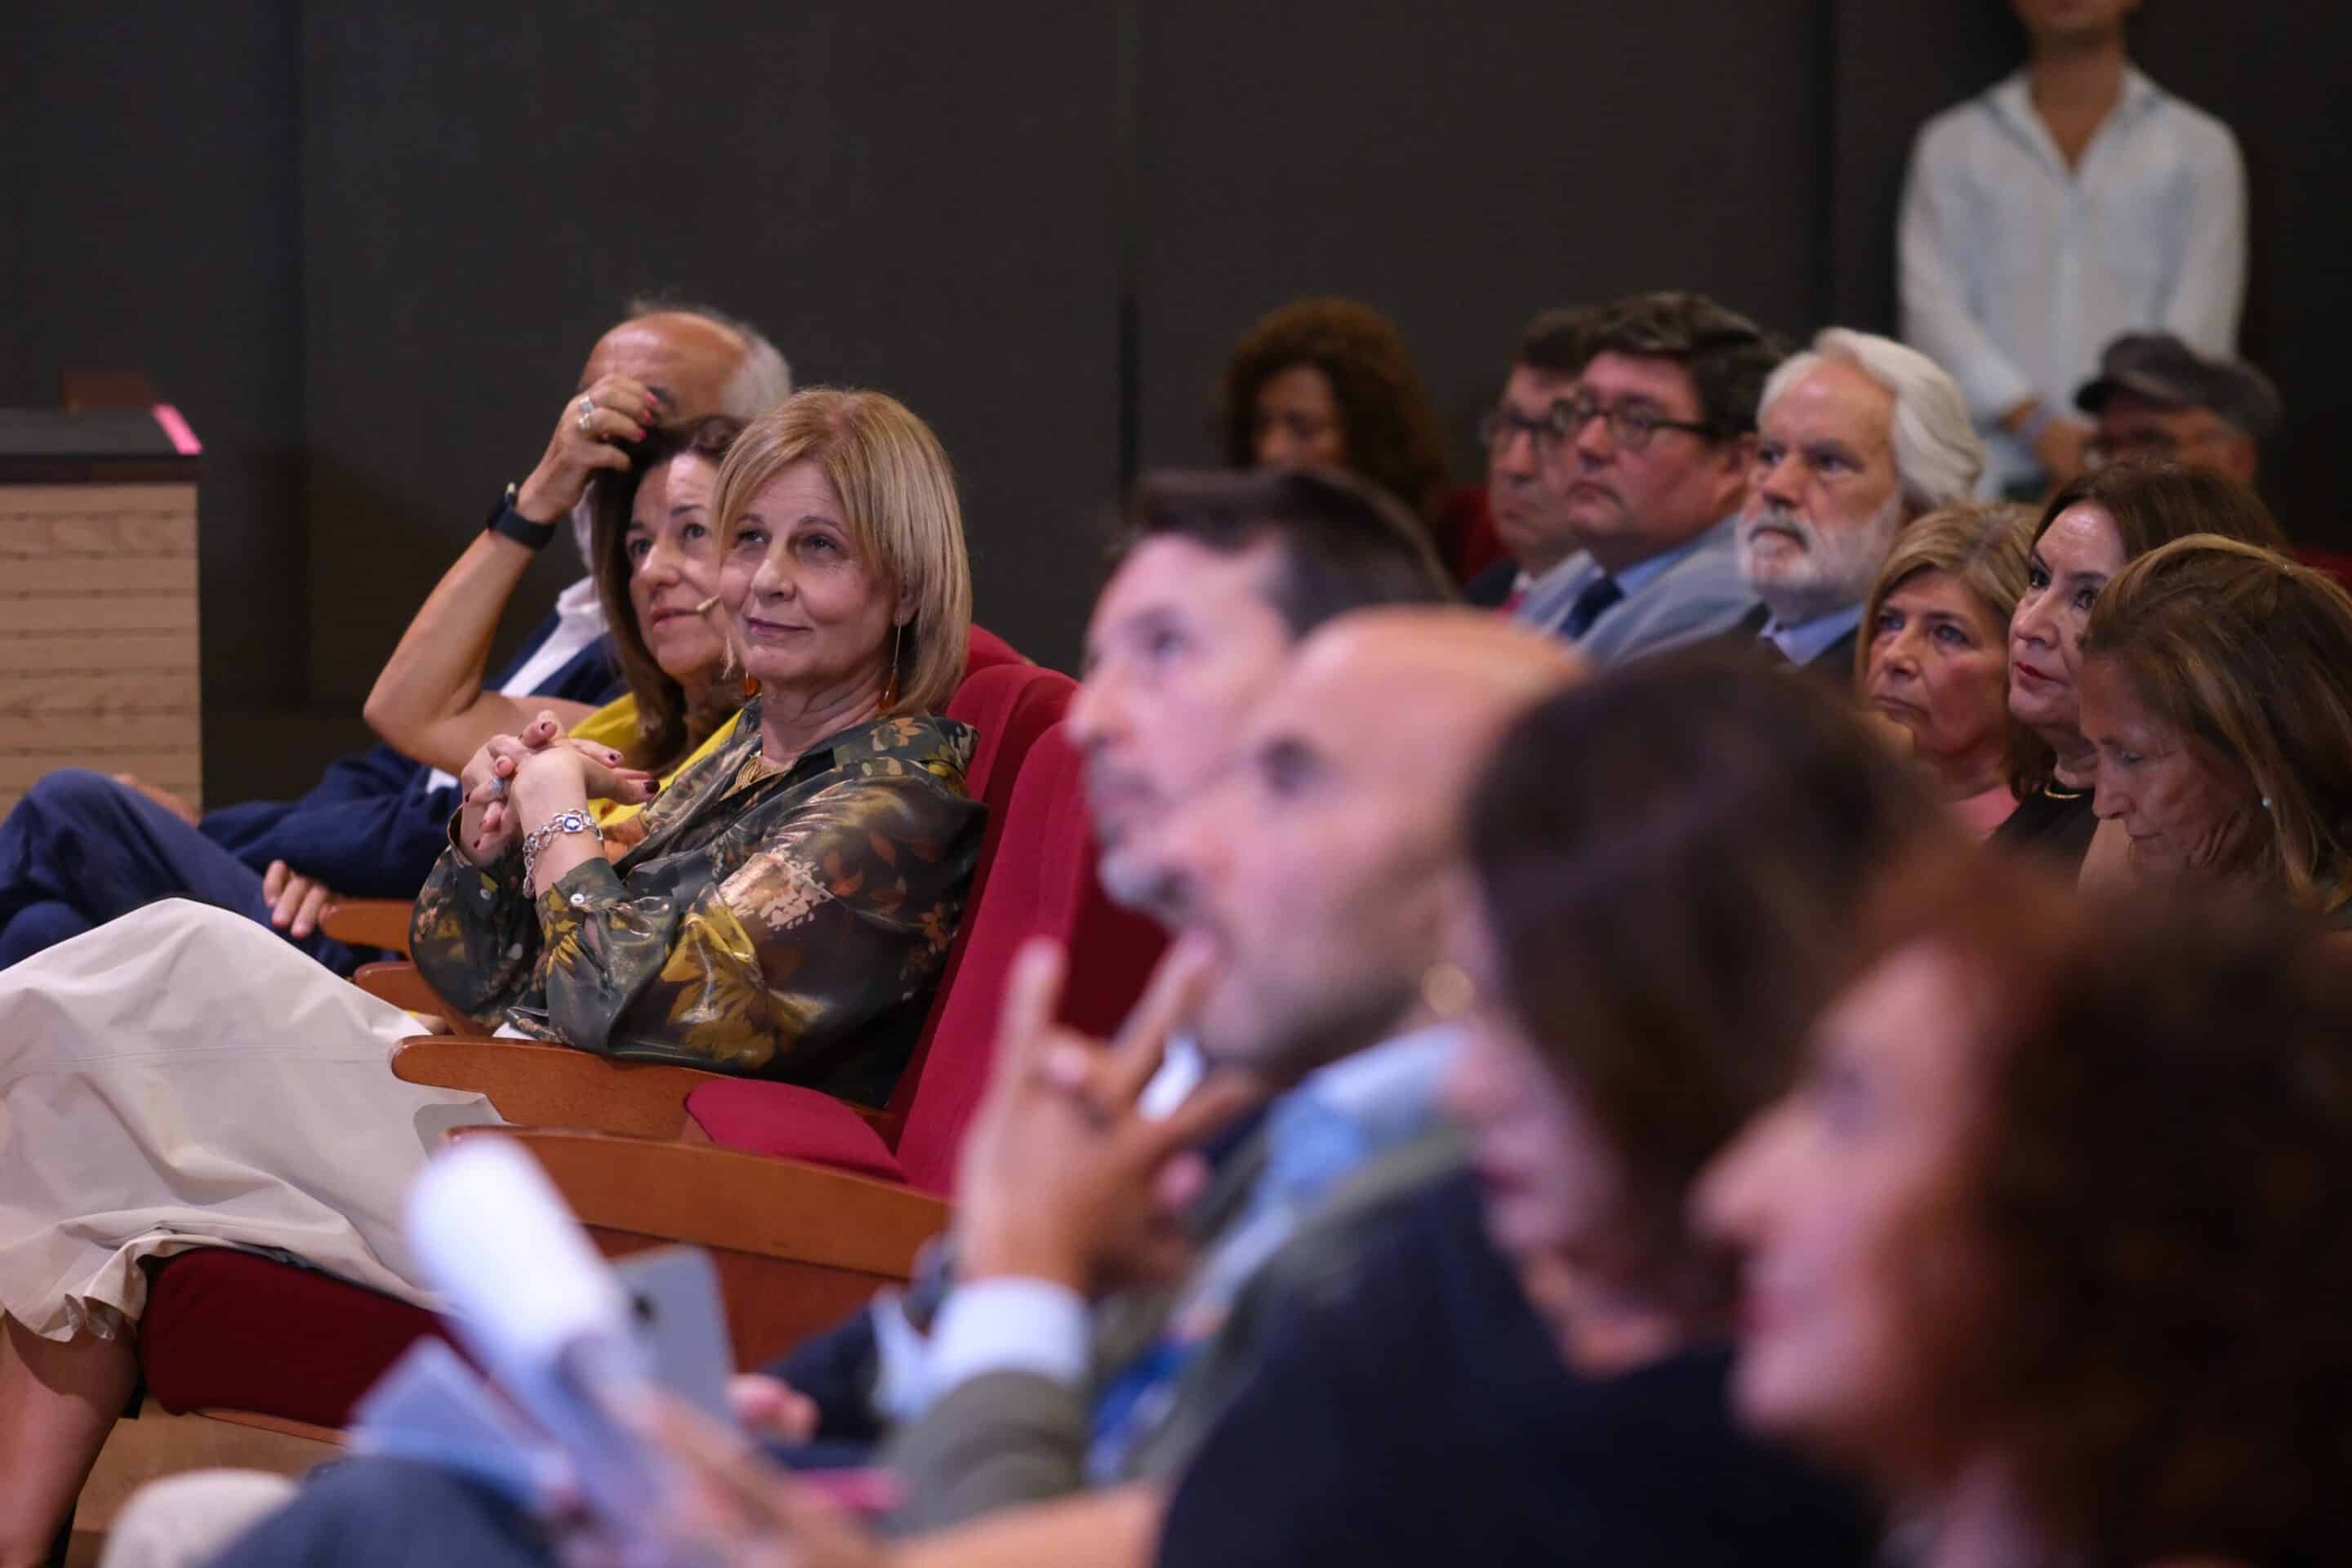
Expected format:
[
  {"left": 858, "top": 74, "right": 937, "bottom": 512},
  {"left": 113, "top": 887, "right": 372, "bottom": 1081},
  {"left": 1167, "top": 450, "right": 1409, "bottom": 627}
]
[{"left": 150, "top": 403, "right": 203, "bottom": 457}]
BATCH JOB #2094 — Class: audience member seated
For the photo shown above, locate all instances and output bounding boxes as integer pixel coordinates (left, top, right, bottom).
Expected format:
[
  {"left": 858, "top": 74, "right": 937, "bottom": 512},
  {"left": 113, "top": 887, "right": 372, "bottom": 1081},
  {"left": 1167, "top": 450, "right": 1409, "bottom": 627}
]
[
  {"left": 1140, "top": 655, "right": 1930, "bottom": 1566},
  {"left": 1994, "top": 461, "right": 2285, "bottom": 867},
  {"left": 1467, "top": 306, "right": 1589, "bottom": 609},
  {"left": 1859, "top": 501, "right": 2038, "bottom": 839},
  {"left": 365, "top": 364, "right": 754, "bottom": 778},
  {"left": 873, "top": 609, "right": 1579, "bottom": 1533},
  {"left": 212, "top": 610, "right": 1583, "bottom": 1568},
  {"left": 0, "top": 302, "right": 778, "bottom": 975},
  {"left": 571, "top": 416, "right": 753, "bottom": 797},
  {"left": 1514, "top": 292, "right": 1777, "bottom": 661},
  {"left": 1701, "top": 865, "right": 2352, "bottom": 1567},
  {"left": 1218, "top": 296, "right": 1453, "bottom": 550},
  {"left": 1732, "top": 329, "right": 1983, "bottom": 679},
  {"left": 1899, "top": 0, "right": 2246, "bottom": 495},
  {"left": 2077, "top": 536, "right": 2352, "bottom": 921},
  {"left": 2075, "top": 329, "right": 2278, "bottom": 483},
  {"left": 0, "top": 388, "right": 981, "bottom": 1566},
  {"left": 385, "top": 413, "right": 751, "bottom": 872},
  {"left": 390, "top": 653, "right": 1922, "bottom": 1568},
  {"left": 106, "top": 466, "right": 1460, "bottom": 1568}
]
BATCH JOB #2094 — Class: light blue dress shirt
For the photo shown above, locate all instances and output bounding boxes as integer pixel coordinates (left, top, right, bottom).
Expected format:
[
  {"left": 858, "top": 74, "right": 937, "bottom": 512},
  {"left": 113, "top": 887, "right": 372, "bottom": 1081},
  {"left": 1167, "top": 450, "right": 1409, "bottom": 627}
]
[
  {"left": 1760, "top": 603, "right": 1864, "bottom": 670},
  {"left": 897, "top": 1027, "right": 1459, "bottom": 1423},
  {"left": 1898, "top": 67, "right": 2246, "bottom": 490}
]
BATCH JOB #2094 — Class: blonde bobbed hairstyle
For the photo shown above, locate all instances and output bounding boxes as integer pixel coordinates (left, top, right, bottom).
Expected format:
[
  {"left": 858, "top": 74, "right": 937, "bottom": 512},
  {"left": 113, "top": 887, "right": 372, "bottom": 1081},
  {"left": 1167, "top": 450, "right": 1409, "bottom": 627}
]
[
  {"left": 710, "top": 386, "right": 972, "bottom": 717},
  {"left": 2082, "top": 534, "right": 2352, "bottom": 911},
  {"left": 1855, "top": 500, "right": 2043, "bottom": 795}
]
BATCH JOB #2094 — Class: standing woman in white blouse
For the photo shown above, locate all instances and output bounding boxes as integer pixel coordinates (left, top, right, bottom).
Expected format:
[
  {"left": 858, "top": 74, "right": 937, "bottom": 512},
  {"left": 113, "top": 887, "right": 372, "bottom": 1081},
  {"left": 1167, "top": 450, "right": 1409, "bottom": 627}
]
[{"left": 1898, "top": 0, "right": 2247, "bottom": 498}]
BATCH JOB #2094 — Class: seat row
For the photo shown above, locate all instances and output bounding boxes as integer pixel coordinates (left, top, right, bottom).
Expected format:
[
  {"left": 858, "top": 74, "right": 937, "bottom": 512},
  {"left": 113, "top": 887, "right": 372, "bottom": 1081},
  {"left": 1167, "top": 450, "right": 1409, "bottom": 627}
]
[{"left": 136, "top": 633, "right": 1168, "bottom": 1432}]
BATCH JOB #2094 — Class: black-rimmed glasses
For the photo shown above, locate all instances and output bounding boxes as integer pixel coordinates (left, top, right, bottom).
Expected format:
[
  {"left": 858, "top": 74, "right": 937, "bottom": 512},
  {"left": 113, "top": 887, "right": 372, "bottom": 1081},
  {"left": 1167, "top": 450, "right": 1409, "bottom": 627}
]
[{"left": 1548, "top": 395, "right": 1715, "bottom": 452}]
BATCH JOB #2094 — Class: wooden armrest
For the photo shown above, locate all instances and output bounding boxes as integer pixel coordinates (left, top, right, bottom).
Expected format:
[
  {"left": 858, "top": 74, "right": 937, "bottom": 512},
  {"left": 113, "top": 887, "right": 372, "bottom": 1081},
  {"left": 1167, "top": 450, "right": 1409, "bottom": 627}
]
[
  {"left": 321, "top": 898, "right": 416, "bottom": 956},
  {"left": 393, "top": 1036, "right": 728, "bottom": 1138},
  {"left": 392, "top": 1036, "right": 895, "bottom": 1140},
  {"left": 354, "top": 961, "right": 484, "bottom": 1036},
  {"left": 466, "top": 1126, "right": 951, "bottom": 1368}
]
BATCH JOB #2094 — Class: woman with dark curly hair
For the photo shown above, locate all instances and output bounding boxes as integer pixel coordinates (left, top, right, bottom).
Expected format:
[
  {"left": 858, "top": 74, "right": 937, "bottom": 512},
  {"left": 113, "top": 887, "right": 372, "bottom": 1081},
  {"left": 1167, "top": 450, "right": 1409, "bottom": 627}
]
[
  {"left": 1219, "top": 297, "right": 1451, "bottom": 530},
  {"left": 1701, "top": 862, "right": 2352, "bottom": 1567}
]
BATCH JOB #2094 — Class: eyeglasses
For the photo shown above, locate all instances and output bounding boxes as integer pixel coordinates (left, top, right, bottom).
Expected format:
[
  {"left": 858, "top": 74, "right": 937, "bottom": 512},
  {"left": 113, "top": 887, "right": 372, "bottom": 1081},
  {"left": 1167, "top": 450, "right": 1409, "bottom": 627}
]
[
  {"left": 1547, "top": 395, "right": 1715, "bottom": 452},
  {"left": 1477, "top": 408, "right": 1554, "bottom": 450}
]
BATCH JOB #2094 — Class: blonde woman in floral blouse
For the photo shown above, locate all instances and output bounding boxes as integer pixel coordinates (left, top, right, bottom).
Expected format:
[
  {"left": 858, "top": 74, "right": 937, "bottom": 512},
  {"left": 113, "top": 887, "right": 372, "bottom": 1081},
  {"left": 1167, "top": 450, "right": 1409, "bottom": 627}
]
[{"left": 0, "top": 388, "right": 982, "bottom": 1563}]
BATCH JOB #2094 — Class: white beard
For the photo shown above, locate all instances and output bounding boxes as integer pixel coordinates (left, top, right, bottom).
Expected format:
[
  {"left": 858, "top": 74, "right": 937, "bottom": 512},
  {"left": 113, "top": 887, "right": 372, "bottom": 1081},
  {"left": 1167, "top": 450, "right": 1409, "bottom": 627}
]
[{"left": 1740, "top": 490, "right": 1909, "bottom": 625}]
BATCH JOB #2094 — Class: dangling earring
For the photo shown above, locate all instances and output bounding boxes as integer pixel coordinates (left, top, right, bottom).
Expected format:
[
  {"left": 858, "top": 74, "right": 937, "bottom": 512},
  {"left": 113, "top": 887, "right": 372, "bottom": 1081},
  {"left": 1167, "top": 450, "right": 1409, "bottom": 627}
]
[
  {"left": 881, "top": 621, "right": 904, "bottom": 710},
  {"left": 742, "top": 674, "right": 761, "bottom": 698}
]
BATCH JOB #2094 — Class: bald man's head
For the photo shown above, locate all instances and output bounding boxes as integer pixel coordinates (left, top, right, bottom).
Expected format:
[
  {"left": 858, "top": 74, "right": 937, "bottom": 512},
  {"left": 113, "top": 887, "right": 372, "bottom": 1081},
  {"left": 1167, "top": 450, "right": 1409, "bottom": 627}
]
[
  {"left": 1131, "top": 607, "right": 1584, "bottom": 1080},
  {"left": 578, "top": 312, "right": 755, "bottom": 425}
]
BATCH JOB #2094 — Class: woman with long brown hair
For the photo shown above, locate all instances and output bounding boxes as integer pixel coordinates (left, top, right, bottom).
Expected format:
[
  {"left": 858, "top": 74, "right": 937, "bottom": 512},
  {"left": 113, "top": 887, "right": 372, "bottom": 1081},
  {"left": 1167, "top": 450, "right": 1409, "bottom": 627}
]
[
  {"left": 1703, "top": 863, "right": 2352, "bottom": 1566},
  {"left": 2077, "top": 534, "right": 2352, "bottom": 920}
]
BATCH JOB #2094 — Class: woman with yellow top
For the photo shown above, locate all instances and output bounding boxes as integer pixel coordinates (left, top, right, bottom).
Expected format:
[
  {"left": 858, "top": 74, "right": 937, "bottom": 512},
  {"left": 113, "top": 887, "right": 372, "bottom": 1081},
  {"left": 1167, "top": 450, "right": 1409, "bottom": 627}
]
[
  {"left": 561, "top": 412, "right": 755, "bottom": 841},
  {"left": 0, "top": 389, "right": 985, "bottom": 1564}
]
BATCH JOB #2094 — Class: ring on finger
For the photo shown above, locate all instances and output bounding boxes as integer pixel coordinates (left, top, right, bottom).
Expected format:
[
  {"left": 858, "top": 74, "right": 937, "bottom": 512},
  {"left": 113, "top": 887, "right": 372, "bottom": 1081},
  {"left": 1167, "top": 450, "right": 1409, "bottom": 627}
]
[
  {"left": 577, "top": 394, "right": 595, "bottom": 416},
  {"left": 577, "top": 412, "right": 595, "bottom": 434},
  {"left": 489, "top": 776, "right": 507, "bottom": 800}
]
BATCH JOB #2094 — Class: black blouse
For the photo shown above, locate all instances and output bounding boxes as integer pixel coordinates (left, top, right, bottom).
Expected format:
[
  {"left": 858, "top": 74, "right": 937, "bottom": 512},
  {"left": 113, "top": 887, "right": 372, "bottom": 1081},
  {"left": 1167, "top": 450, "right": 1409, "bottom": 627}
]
[{"left": 1988, "top": 785, "right": 2097, "bottom": 869}]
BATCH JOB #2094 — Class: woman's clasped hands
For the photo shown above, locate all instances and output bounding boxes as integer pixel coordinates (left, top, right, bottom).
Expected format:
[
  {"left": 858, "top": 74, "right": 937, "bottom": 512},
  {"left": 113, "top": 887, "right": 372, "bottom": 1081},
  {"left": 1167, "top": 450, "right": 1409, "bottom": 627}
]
[{"left": 457, "top": 710, "right": 659, "bottom": 866}]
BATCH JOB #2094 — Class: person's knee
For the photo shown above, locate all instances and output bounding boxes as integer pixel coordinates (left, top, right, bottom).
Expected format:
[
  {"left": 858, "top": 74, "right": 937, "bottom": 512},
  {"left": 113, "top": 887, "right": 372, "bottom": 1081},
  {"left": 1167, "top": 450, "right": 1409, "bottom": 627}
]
[
  {"left": 20, "top": 768, "right": 138, "bottom": 828},
  {"left": 98, "top": 1470, "right": 300, "bottom": 1568}
]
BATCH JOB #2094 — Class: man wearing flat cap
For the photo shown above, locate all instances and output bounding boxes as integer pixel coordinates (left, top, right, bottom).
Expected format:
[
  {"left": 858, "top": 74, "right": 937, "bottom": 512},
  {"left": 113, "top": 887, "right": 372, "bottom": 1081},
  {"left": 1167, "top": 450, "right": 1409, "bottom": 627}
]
[{"left": 2075, "top": 332, "right": 2280, "bottom": 484}]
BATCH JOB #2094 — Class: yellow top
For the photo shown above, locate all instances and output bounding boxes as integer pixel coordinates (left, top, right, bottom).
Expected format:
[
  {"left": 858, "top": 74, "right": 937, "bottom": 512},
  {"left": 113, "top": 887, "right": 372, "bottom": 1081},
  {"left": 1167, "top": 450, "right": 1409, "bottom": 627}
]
[{"left": 569, "top": 696, "right": 747, "bottom": 826}]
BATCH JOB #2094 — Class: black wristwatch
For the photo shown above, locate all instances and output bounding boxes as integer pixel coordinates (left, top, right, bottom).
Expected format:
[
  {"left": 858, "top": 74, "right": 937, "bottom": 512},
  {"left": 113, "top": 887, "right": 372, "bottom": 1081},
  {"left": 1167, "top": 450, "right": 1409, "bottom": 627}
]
[{"left": 484, "top": 482, "right": 559, "bottom": 550}]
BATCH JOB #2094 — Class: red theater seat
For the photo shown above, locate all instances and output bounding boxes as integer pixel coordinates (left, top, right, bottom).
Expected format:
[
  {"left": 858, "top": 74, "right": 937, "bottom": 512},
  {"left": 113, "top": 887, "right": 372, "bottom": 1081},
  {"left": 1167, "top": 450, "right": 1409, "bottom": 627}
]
[{"left": 686, "top": 720, "right": 1167, "bottom": 1195}]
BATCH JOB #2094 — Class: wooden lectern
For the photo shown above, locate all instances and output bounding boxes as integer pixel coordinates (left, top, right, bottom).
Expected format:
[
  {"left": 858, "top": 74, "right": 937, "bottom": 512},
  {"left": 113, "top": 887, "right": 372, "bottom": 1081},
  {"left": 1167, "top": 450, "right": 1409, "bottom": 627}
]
[{"left": 0, "top": 403, "right": 204, "bottom": 813}]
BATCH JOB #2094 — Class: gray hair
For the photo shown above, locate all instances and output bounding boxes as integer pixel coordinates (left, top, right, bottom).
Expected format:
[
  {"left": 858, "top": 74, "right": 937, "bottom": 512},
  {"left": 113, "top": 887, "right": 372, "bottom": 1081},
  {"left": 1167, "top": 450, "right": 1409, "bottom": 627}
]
[
  {"left": 1761, "top": 328, "right": 1982, "bottom": 513},
  {"left": 625, "top": 296, "right": 792, "bottom": 419}
]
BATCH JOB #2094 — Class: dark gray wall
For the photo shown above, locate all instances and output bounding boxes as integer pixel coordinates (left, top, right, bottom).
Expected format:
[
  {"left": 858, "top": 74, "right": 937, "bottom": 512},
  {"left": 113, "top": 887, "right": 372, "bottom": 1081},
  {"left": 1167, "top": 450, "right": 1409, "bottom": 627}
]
[
  {"left": 1136, "top": 2, "right": 1829, "bottom": 475},
  {"left": 297, "top": 4, "right": 1125, "bottom": 706},
  {"left": 10, "top": 3, "right": 2350, "bottom": 804}
]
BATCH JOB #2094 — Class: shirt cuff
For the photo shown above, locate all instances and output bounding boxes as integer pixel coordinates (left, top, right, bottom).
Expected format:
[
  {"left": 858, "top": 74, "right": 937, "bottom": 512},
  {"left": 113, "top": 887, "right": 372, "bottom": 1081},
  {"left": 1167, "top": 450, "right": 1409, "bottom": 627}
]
[
  {"left": 868, "top": 1289, "right": 934, "bottom": 1424},
  {"left": 536, "top": 852, "right": 625, "bottom": 936},
  {"left": 922, "top": 1278, "right": 1090, "bottom": 1407}
]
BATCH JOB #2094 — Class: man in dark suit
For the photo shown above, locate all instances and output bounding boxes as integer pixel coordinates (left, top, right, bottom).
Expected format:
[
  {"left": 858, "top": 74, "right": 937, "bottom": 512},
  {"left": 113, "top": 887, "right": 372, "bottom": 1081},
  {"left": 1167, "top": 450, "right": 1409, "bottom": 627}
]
[
  {"left": 0, "top": 302, "right": 785, "bottom": 973},
  {"left": 1464, "top": 309, "right": 1590, "bottom": 611},
  {"left": 1729, "top": 327, "right": 1984, "bottom": 684}
]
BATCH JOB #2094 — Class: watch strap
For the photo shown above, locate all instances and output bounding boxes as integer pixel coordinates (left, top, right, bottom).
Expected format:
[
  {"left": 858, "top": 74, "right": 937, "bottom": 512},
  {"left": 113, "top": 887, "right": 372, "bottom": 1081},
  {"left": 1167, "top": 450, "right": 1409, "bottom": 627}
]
[{"left": 484, "top": 482, "right": 560, "bottom": 550}]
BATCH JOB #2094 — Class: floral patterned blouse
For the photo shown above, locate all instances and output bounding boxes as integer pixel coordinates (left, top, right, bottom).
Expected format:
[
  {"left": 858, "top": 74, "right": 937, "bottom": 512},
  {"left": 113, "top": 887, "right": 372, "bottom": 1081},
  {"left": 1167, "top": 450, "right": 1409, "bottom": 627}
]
[{"left": 409, "top": 705, "right": 983, "bottom": 1106}]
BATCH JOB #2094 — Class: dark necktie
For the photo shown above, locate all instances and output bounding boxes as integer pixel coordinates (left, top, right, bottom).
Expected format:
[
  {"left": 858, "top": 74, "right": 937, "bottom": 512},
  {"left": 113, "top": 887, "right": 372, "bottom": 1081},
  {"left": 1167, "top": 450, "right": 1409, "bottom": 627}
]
[{"left": 1561, "top": 574, "right": 1624, "bottom": 639}]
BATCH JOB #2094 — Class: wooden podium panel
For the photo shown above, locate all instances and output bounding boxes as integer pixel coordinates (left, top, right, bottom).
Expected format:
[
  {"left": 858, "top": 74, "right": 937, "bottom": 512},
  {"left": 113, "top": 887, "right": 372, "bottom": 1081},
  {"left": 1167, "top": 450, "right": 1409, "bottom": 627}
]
[{"left": 0, "top": 481, "right": 203, "bottom": 813}]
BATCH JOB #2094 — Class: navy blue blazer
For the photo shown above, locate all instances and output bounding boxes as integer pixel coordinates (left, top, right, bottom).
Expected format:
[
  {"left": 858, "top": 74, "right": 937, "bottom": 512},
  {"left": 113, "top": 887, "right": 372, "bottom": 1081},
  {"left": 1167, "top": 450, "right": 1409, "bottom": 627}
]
[{"left": 198, "top": 613, "right": 621, "bottom": 898}]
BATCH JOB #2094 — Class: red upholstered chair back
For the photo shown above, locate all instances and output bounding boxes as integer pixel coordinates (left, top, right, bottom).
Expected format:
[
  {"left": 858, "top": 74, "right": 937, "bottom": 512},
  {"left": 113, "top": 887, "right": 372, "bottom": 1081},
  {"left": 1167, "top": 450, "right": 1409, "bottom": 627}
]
[
  {"left": 893, "top": 721, "right": 1166, "bottom": 1195},
  {"left": 962, "top": 622, "right": 1027, "bottom": 679},
  {"left": 867, "top": 662, "right": 1076, "bottom": 1143}
]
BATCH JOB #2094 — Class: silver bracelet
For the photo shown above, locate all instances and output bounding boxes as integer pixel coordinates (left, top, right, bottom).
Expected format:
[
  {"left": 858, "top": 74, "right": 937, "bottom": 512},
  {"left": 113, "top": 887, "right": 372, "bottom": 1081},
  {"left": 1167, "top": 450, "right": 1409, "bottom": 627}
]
[{"left": 521, "top": 806, "right": 603, "bottom": 891}]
